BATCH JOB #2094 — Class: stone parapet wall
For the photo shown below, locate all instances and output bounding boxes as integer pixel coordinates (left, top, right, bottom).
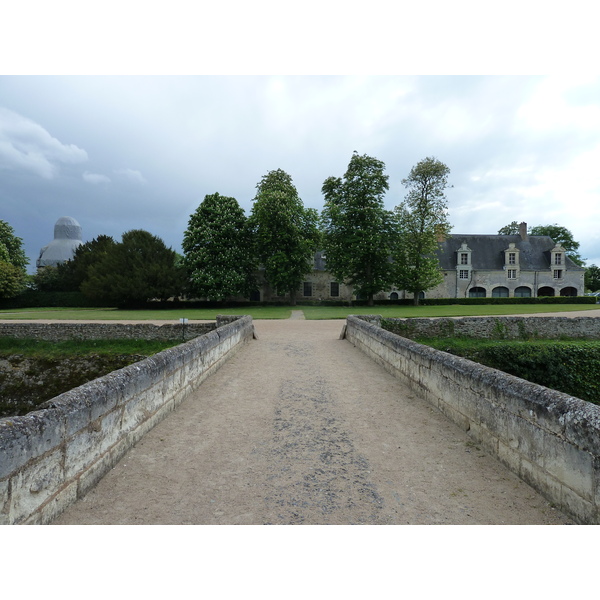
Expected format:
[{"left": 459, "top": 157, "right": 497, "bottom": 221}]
[
  {"left": 345, "top": 315, "right": 600, "bottom": 524},
  {"left": 0, "top": 322, "right": 215, "bottom": 342},
  {"left": 382, "top": 315, "right": 600, "bottom": 340},
  {"left": 0, "top": 316, "right": 254, "bottom": 525}
]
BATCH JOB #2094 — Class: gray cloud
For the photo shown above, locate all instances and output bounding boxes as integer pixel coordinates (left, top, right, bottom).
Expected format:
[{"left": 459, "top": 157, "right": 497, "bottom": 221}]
[
  {"left": 1, "top": 76, "right": 599, "bottom": 271},
  {"left": 0, "top": 107, "right": 88, "bottom": 179},
  {"left": 82, "top": 171, "right": 111, "bottom": 184},
  {"left": 114, "top": 168, "right": 147, "bottom": 184}
]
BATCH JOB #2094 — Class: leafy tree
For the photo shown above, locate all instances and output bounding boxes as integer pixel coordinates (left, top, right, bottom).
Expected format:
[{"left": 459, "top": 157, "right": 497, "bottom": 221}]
[
  {"left": 585, "top": 264, "right": 600, "bottom": 292},
  {"left": 82, "top": 230, "right": 186, "bottom": 307},
  {"left": 29, "top": 264, "right": 64, "bottom": 292},
  {"left": 0, "top": 261, "right": 26, "bottom": 299},
  {"left": 248, "top": 169, "right": 319, "bottom": 305},
  {"left": 182, "top": 192, "right": 256, "bottom": 301},
  {"left": 497, "top": 221, "right": 520, "bottom": 235},
  {"left": 60, "top": 235, "right": 117, "bottom": 290},
  {"left": 529, "top": 224, "right": 585, "bottom": 266},
  {"left": 498, "top": 222, "right": 585, "bottom": 266},
  {"left": 31, "top": 235, "right": 117, "bottom": 292},
  {"left": 0, "top": 220, "right": 28, "bottom": 298},
  {"left": 321, "top": 152, "right": 395, "bottom": 306},
  {"left": 392, "top": 157, "right": 451, "bottom": 306}
]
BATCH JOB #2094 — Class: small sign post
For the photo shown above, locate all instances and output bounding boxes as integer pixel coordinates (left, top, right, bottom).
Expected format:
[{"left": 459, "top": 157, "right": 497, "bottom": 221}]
[{"left": 179, "top": 318, "right": 188, "bottom": 342}]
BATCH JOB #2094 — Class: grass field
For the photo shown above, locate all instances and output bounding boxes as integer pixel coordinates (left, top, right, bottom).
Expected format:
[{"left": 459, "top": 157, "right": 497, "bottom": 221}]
[
  {"left": 0, "top": 303, "right": 598, "bottom": 321},
  {"left": 0, "top": 337, "right": 179, "bottom": 358}
]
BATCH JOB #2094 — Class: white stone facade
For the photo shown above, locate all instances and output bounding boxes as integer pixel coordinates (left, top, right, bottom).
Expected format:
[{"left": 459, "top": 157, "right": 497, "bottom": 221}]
[{"left": 254, "top": 225, "right": 585, "bottom": 302}]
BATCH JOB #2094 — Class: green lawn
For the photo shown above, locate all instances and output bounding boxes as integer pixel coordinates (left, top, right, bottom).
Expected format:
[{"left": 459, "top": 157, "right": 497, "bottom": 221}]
[
  {"left": 300, "top": 303, "right": 600, "bottom": 320},
  {"left": 0, "top": 303, "right": 597, "bottom": 321},
  {"left": 0, "top": 306, "right": 293, "bottom": 320}
]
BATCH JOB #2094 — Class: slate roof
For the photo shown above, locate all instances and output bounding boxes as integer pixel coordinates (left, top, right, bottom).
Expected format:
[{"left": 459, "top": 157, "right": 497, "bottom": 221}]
[{"left": 435, "top": 234, "right": 585, "bottom": 271}]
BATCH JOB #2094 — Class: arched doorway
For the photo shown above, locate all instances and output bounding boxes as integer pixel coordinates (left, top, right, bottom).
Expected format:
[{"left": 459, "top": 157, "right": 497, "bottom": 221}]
[
  {"left": 492, "top": 286, "right": 509, "bottom": 298},
  {"left": 537, "top": 286, "right": 555, "bottom": 297},
  {"left": 250, "top": 290, "right": 261, "bottom": 301},
  {"left": 560, "top": 287, "right": 578, "bottom": 297},
  {"left": 389, "top": 292, "right": 399, "bottom": 300},
  {"left": 514, "top": 286, "right": 531, "bottom": 298},
  {"left": 469, "top": 287, "right": 486, "bottom": 298}
]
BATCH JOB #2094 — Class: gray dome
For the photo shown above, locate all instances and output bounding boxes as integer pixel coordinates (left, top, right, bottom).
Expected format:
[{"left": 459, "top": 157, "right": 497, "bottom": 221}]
[
  {"left": 37, "top": 216, "right": 83, "bottom": 268},
  {"left": 54, "top": 216, "right": 82, "bottom": 241}
]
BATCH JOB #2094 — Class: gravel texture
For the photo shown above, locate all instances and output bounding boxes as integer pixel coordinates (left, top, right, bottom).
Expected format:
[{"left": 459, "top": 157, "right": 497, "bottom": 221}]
[{"left": 51, "top": 318, "right": 575, "bottom": 525}]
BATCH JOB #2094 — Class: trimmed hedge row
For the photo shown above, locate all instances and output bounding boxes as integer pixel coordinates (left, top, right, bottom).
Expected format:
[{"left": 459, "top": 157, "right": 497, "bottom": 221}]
[
  {"left": 0, "top": 291, "right": 108, "bottom": 309},
  {"left": 0, "top": 292, "right": 595, "bottom": 310},
  {"left": 375, "top": 296, "right": 596, "bottom": 306},
  {"left": 422, "top": 339, "right": 600, "bottom": 405}
]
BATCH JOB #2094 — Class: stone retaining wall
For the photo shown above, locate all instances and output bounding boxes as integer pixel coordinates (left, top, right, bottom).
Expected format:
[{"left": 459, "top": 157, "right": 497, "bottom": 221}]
[
  {"left": 0, "top": 322, "right": 215, "bottom": 341},
  {"left": 0, "top": 316, "right": 254, "bottom": 525},
  {"left": 345, "top": 315, "right": 600, "bottom": 524},
  {"left": 382, "top": 315, "right": 600, "bottom": 340}
]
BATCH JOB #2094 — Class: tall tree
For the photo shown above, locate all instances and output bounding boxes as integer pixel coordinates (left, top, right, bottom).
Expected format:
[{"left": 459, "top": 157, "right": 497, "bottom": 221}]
[
  {"left": 182, "top": 192, "right": 256, "bottom": 301},
  {"left": 585, "top": 264, "right": 600, "bottom": 292},
  {"left": 32, "top": 235, "right": 117, "bottom": 292},
  {"left": 497, "top": 222, "right": 585, "bottom": 266},
  {"left": 248, "top": 169, "right": 319, "bottom": 305},
  {"left": 529, "top": 224, "right": 585, "bottom": 266},
  {"left": 0, "top": 220, "right": 28, "bottom": 298},
  {"left": 321, "top": 152, "right": 395, "bottom": 306},
  {"left": 497, "top": 221, "right": 520, "bottom": 235},
  {"left": 82, "top": 230, "right": 186, "bottom": 307},
  {"left": 392, "top": 156, "right": 451, "bottom": 306}
]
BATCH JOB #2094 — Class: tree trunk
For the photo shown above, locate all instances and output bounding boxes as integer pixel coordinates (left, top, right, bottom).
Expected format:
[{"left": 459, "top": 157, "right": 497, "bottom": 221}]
[
  {"left": 368, "top": 294, "right": 374, "bottom": 307},
  {"left": 413, "top": 293, "right": 420, "bottom": 306},
  {"left": 289, "top": 289, "right": 297, "bottom": 306}
]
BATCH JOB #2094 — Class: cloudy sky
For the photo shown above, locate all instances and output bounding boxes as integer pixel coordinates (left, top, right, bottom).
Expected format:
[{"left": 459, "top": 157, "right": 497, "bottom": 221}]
[{"left": 2, "top": 6, "right": 599, "bottom": 273}]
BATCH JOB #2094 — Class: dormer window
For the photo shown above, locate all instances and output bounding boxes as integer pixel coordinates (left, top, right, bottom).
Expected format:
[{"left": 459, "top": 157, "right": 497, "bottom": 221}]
[
  {"left": 550, "top": 244, "right": 567, "bottom": 274},
  {"left": 456, "top": 243, "right": 472, "bottom": 281},
  {"left": 456, "top": 243, "right": 472, "bottom": 266},
  {"left": 504, "top": 243, "right": 520, "bottom": 267}
]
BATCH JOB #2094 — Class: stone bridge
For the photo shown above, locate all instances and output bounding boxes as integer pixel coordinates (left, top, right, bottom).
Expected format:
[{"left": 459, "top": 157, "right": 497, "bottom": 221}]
[{"left": 3, "top": 312, "right": 600, "bottom": 525}]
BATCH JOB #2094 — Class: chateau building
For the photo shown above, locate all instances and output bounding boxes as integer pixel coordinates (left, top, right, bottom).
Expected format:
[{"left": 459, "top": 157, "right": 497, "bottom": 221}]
[
  {"left": 255, "top": 222, "right": 585, "bottom": 302},
  {"left": 424, "top": 222, "right": 585, "bottom": 300}
]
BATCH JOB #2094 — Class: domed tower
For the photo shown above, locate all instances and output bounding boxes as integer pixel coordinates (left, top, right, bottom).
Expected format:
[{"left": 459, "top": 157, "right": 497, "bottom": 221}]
[{"left": 37, "top": 216, "right": 83, "bottom": 268}]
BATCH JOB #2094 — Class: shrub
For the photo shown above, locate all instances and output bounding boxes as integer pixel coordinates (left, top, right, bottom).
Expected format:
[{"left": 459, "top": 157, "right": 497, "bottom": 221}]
[{"left": 419, "top": 338, "right": 600, "bottom": 405}]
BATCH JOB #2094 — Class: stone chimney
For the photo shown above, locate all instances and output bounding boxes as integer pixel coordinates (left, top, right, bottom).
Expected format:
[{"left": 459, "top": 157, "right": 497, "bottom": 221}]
[
  {"left": 519, "top": 222, "right": 528, "bottom": 241},
  {"left": 434, "top": 224, "right": 447, "bottom": 243}
]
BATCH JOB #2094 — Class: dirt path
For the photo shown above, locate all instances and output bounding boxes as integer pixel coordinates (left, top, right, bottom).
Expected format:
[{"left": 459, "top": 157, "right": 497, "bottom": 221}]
[{"left": 52, "top": 320, "right": 572, "bottom": 525}]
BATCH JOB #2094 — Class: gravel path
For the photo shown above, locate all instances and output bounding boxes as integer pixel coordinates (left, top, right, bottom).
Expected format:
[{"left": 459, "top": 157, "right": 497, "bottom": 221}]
[{"left": 53, "top": 319, "right": 572, "bottom": 525}]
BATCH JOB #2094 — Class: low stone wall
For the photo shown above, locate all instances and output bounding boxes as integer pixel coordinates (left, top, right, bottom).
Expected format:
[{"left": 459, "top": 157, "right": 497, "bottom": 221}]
[
  {"left": 0, "top": 322, "right": 215, "bottom": 341},
  {"left": 382, "top": 315, "right": 600, "bottom": 340},
  {"left": 345, "top": 315, "right": 600, "bottom": 524},
  {"left": 0, "top": 316, "right": 254, "bottom": 525}
]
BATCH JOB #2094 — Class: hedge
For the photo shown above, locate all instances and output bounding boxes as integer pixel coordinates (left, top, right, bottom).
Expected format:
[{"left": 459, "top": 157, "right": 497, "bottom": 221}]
[{"left": 421, "top": 339, "right": 600, "bottom": 405}]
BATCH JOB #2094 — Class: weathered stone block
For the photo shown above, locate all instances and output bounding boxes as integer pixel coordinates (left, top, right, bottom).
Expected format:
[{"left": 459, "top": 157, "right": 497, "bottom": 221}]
[
  {"left": 64, "top": 409, "right": 122, "bottom": 480},
  {"left": 9, "top": 449, "right": 64, "bottom": 524},
  {"left": 542, "top": 434, "right": 593, "bottom": 500},
  {"left": 0, "top": 410, "right": 65, "bottom": 478},
  {"left": 34, "top": 480, "right": 78, "bottom": 525},
  {"left": 0, "top": 478, "right": 10, "bottom": 525},
  {"left": 560, "top": 483, "right": 594, "bottom": 524}
]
